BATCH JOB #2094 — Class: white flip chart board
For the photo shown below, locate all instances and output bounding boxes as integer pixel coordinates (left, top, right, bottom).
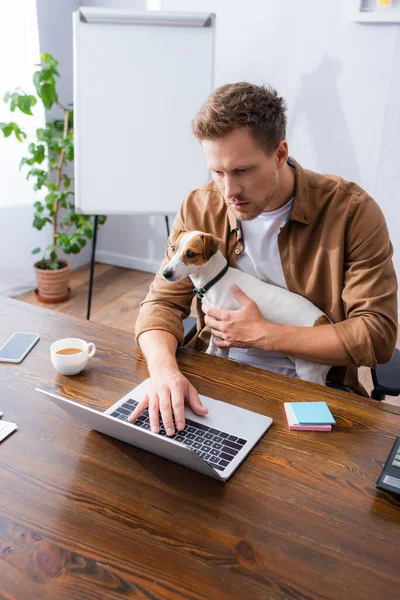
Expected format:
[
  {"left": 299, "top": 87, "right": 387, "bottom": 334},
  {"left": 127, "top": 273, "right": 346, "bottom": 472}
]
[{"left": 73, "top": 8, "right": 215, "bottom": 215}]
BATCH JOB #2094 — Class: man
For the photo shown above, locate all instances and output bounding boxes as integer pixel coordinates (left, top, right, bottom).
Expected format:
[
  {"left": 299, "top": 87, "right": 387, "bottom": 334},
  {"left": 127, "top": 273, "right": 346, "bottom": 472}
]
[{"left": 132, "top": 82, "right": 398, "bottom": 436}]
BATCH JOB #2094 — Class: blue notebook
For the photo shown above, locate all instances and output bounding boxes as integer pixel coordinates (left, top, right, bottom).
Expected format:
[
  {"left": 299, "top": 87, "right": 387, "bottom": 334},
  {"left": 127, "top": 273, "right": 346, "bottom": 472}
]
[{"left": 290, "top": 402, "right": 336, "bottom": 425}]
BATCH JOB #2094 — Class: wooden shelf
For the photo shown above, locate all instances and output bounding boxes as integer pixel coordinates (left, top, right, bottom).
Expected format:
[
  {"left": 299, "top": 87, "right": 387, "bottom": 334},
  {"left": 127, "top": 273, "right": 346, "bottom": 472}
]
[
  {"left": 351, "top": 10, "right": 400, "bottom": 21},
  {"left": 351, "top": 0, "right": 400, "bottom": 21}
]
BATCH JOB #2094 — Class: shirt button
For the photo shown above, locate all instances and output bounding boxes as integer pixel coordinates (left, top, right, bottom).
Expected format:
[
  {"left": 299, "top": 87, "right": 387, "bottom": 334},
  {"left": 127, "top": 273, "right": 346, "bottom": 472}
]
[{"left": 235, "top": 249, "right": 241, "bottom": 255}]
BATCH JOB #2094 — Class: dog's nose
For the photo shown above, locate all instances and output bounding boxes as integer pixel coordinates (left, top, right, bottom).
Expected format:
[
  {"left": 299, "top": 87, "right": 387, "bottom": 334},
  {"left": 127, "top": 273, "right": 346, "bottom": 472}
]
[{"left": 163, "top": 268, "right": 173, "bottom": 280}]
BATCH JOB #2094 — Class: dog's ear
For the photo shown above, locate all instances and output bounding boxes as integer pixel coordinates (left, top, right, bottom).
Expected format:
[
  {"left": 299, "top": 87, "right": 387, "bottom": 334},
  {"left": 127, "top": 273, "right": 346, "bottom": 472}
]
[
  {"left": 201, "top": 233, "right": 223, "bottom": 260},
  {"left": 170, "top": 229, "right": 188, "bottom": 248}
]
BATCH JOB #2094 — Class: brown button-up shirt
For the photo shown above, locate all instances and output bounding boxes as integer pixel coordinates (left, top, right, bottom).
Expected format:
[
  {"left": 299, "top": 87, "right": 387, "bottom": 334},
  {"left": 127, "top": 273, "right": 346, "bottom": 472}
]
[{"left": 135, "top": 158, "right": 398, "bottom": 396}]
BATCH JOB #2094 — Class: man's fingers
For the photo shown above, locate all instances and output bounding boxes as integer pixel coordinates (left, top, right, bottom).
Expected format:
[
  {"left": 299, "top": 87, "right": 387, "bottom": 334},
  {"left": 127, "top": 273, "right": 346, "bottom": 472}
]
[
  {"left": 214, "top": 337, "right": 230, "bottom": 347},
  {"left": 187, "top": 385, "right": 208, "bottom": 416},
  {"left": 203, "top": 304, "right": 224, "bottom": 320},
  {"left": 170, "top": 385, "right": 186, "bottom": 431},
  {"left": 159, "top": 387, "right": 175, "bottom": 436},
  {"left": 148, "top": 391, "right": 160, "bottom": 433},
  {"left": 205, "top": 316, "right": 225, "bottom": 331},
  {"left": 211, "top": 330, "right": 228, "bottom": 341},
  {"left": 128, "top": 395, "right": 149, "bottom": 422}
]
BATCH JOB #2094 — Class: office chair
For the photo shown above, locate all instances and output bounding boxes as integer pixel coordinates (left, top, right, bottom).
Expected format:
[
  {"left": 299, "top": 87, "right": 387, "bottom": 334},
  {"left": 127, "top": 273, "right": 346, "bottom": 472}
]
[
  {"left": 183, "top": 318, "right": 400, "bottom": 401},
  {"left": 183, "top": 316, "right": 198, "bottom": 346},
  {"left": 371, "top": 348, "right": 400, "bottom": 401}
]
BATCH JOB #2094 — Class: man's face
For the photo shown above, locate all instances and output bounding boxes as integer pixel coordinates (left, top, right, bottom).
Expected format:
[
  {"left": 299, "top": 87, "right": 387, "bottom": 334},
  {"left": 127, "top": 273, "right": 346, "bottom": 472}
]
[{"left": 201, "top": 128, "right": 286, "bottom": 221}]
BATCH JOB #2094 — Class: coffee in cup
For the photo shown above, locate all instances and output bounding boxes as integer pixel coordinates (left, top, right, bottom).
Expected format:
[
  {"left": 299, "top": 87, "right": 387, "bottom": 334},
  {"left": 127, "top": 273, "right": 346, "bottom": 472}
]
[{"left": 50, "top": 337, "right": 96, "bottom": 375}]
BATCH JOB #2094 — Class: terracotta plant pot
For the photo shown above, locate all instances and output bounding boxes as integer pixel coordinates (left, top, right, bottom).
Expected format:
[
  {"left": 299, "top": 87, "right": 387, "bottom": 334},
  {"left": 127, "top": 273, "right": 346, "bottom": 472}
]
[{"left": 34, "top": 260, "right": 71, "bottom": 303}]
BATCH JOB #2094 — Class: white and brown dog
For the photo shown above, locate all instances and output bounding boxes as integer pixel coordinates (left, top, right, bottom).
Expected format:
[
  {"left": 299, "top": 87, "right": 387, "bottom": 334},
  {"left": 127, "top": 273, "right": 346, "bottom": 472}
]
[{"left": 163, "top": 230, "right": 331, "bottom": 385}]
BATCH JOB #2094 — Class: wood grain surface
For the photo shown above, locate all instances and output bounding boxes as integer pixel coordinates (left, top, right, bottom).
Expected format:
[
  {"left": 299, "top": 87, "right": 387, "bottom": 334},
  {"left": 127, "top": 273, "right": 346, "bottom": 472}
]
[{"left": 1, "top": 296, "right": 400, "bottom": 600}]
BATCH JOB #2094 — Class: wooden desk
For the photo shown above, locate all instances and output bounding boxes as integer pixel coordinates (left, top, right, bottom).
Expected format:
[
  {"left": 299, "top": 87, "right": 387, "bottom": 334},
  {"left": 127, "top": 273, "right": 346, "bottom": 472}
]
[{"left": 1, "top": 296, "right": 400, "bottom": 600}]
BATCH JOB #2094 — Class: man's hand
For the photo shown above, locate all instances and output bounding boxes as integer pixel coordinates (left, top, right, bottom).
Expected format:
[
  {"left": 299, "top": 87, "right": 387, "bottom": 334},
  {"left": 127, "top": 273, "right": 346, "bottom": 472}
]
[
  {"left": 128, "top": 369, "right": 208, "bottom": 436},
  {"left": 203, "top": 285, "right": 276, "bottom": 349}
]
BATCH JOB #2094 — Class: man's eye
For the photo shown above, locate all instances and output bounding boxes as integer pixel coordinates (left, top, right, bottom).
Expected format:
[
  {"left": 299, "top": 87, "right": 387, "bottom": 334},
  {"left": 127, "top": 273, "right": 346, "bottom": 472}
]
[{"left": 187, "top": 250, "right": 197, "bottom": 258}]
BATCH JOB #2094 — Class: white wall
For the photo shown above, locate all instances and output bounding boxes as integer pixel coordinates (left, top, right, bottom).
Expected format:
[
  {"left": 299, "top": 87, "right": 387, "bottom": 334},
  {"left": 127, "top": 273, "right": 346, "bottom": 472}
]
[
  {"left": 2, "top": 0, "right": 399, "bottom": 297},
  {"left": 0, "top": 0, "right": 47, "bottom": 295},
  {"left": 96, "top": 0, "right": 400, "bottom": 295},
  {"left": 0, "top": 0, "right": 145, "bottom": 297}
]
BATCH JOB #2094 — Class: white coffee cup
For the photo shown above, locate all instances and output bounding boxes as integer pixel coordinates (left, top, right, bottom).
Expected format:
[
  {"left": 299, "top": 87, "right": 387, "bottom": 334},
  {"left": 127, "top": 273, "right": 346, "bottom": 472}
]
[{"left": 50, "top": 337, "right": 96, "bottom": 375}]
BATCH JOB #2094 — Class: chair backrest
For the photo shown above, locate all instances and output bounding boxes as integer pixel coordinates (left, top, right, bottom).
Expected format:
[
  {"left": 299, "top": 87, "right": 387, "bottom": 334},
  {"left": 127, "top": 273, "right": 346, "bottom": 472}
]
[
  {"left": 371, "top": 348, "right": 400, "bottom": 400},
  {"left": 183, "top": 317, "right": 197, "bottom": 346}
]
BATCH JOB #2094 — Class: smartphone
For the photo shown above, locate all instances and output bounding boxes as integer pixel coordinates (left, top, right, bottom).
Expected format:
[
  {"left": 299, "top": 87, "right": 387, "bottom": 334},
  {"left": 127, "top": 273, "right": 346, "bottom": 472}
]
[{"left": 0, "top": 332, "right": 40, "bottom": 363}]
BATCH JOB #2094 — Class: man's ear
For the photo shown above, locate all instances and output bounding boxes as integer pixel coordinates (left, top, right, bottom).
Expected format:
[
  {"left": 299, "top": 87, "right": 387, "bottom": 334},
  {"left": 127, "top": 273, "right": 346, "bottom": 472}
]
[{"left": 201, "top": 234, "right": 223, "bottom": 260}]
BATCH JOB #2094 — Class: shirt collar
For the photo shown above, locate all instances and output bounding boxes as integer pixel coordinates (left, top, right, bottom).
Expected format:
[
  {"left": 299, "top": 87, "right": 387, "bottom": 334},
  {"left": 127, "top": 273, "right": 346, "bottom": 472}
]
[
  {"left": 226, "top": 156, "right": 310, "bottom": 231},
  {"left": 287, "top": 156, "right": 310, "bottom": 225}
]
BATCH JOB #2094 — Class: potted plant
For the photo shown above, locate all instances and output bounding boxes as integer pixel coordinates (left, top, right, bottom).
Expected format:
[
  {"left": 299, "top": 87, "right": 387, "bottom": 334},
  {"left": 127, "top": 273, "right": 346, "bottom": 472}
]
[{"left": 0, "top": 52, "right": 106, "bottom": 302}]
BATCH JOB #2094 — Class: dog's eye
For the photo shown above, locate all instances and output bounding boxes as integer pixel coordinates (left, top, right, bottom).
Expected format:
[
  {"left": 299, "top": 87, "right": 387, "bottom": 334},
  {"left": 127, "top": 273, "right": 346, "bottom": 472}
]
[
  {"left": 186, "top": 250, "right": 197, "bottom": 259},
  {"left": 170, "top": 245, "right": 175, "bottom": 252}
]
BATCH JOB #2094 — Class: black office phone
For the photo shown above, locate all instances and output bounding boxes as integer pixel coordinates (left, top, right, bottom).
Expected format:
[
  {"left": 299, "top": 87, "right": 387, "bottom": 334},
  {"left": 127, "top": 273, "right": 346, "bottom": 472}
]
[{"left": 376, "top": 436, "right": 400, "bottom": 497}]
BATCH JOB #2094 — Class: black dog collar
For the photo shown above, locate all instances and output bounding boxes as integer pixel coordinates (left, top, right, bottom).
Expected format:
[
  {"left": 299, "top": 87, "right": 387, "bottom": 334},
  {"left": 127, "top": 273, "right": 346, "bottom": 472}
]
[{"left": 193, "top": 263, "right": 229, "bottom": 300}]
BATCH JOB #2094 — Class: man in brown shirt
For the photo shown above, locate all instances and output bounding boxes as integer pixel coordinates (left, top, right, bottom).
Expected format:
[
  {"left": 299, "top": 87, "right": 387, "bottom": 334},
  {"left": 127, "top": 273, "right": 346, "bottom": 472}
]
[{"left": 132, "top": 82, "right": 398, "bottom": 436}]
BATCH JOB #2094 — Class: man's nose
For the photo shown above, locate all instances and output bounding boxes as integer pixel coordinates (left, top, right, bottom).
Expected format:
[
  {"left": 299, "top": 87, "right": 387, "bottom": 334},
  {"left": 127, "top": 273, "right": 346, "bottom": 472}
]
[
  {"left": 224, "top": 177, "right": 242, "bottom": 199},
  {"left": 163, "top": 268, "right": 173, "bottom": 280}
]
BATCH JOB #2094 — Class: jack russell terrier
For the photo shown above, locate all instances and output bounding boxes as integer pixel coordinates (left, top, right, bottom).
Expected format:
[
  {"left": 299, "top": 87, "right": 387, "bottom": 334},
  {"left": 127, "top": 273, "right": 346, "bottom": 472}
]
[{"left": 162, "top": 230, "right": 331, "bottom": 386}]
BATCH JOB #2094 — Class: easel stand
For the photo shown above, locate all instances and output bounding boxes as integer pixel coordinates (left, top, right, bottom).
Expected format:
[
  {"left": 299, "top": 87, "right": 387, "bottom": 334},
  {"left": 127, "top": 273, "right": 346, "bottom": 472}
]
[
  {"left": 86, "top": 215, "right": 98, "bottom": 320},
  {"left": 86, "top": 215, "right": 170, "bottom": 320}
]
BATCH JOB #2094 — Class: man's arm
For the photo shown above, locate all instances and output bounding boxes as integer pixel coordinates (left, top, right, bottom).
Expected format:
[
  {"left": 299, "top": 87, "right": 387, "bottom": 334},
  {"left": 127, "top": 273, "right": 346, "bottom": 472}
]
[
  {"left": 265, "top": 323, "right": 352, "bottom": 365},
  {"left": 204, "top": 193, "right": 398, "bottom": 368},
  {"left": 129, "top": 330, "right": 208, "bottom": 435},
  {"left": 133, "top": 190, "right": 211, "bottom": 433}
]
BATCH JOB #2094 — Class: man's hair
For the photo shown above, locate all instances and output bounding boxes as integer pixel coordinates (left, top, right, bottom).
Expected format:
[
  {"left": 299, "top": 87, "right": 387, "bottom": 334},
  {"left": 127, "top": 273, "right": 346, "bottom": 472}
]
[{"left": 192, "top": 82, "right": 287, "bottom": 153}]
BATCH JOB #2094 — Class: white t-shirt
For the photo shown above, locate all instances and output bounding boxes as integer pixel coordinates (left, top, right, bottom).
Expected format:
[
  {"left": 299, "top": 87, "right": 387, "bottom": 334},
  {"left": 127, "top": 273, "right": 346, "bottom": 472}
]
[{"left": 229, "top": 199, "right": 297, "bottom": 377}]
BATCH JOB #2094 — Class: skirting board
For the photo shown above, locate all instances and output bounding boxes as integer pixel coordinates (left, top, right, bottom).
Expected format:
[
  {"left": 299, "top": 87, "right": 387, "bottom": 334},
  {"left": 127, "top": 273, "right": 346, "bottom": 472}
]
[{"left": 96, "top": 250, "right": 160, "bottom": 274}]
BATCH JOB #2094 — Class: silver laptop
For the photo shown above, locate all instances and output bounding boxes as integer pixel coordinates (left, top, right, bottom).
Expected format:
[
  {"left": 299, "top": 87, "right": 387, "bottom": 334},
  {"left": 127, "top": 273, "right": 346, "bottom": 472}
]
[{"left": 36, "top": 380, "right": 272, "bottom": 481}]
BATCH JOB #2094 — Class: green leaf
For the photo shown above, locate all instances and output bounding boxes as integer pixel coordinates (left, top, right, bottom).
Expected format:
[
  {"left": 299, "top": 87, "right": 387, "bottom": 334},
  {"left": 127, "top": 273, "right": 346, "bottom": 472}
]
[
  {"left": 33, "top": 70, "right": 44, "bottom": 91},
  {"left": 17, "top": 94, "right": 34, "bottom": 115},
  {"left": 84, "top": 226, "right": 93, "bottom": 239},
  {"left": 3, "top": 92, "right": 10, "bottom": 102},
  {"left": 53, "top": 119, "right": 65, "bottom": 132},
  {"left": 38, "top": 83, "right": 55, "bottom": 109},
  {"left": 0, "top": 121, "right": 27, "bottom": 141},
  {"left": 40, "top": 53, "right": 59, "bottom": 70},
  {"left": 9, "top": 93, "right": 19, "bottom": 111},
  {"left": 0, "top": 122, "right": 12, "bottom": 137},
  {"left": 33, "top": 216, "right": 45, "bottom": 230},
  {"left": 32, "top": 247, "right": 41, "bottom": 254},
  {"left": 36, "top": 126, "right": 54, "bottom": 143},
  {"left": 25, "top": 143, "right": 45, "bottom": 166}
]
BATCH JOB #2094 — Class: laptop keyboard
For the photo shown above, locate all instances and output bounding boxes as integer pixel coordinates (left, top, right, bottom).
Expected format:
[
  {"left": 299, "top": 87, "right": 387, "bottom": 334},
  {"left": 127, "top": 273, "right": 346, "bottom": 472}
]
[{"left": 109, "top": 398, "right": 248, "bottom": 472}]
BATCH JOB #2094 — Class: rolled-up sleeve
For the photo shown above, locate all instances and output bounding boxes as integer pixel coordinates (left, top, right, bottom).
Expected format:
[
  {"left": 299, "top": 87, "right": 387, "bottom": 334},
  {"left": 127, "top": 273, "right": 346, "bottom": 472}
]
[
  {"left": 134, "top": 207, "right": 193, "bottom": 347},
  {"left": 333, "top": 193, "right": 398, "bottom": 367}
]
